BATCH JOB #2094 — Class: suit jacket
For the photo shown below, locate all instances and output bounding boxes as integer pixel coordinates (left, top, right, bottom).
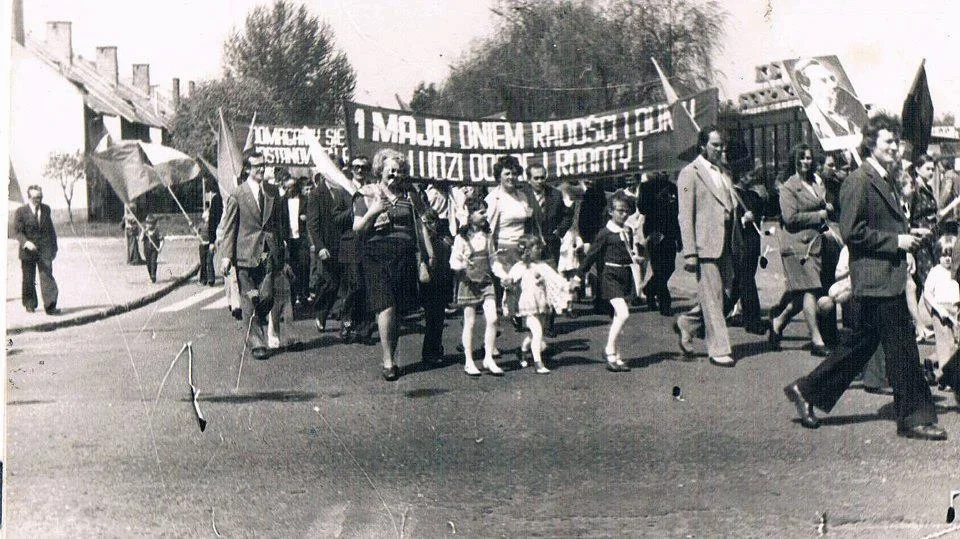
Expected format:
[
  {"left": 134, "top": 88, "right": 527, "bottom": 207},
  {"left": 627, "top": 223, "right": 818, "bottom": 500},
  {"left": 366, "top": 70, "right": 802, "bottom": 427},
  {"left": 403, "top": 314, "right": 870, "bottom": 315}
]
[
  {"left": 839, "top": 161, "right": 909, "bottom": 298},
  {"left": 531, "top": 186, "right": 572, "bottom": 255},
  {"left": 205, "top": 192, "right": 223, "bottom": 243},
  {"left": 677, "top": 156, "right": 738, "bottom": 260},
  {"left": 639, "top": 175, "right": 681, "bottom": 247},
  {"left": 14, "top": 203, "right": 58, "bottom": 261},
  {"left": 306, "top": 180, "right": 353, "bottom": 257},
  {"left": 219, "top": 180, "right": 288, "bottom": 269},
  {"left": 779, "top": 174, "right": 829, "bottom": 255}
]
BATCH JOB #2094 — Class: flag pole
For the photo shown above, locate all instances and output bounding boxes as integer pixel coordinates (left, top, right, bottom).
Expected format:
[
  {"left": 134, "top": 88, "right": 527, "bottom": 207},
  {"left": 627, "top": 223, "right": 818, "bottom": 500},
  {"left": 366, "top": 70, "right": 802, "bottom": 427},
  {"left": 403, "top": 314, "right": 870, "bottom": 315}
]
[{"left": 165, "top": 184, "right": 204, "bottom": 241}]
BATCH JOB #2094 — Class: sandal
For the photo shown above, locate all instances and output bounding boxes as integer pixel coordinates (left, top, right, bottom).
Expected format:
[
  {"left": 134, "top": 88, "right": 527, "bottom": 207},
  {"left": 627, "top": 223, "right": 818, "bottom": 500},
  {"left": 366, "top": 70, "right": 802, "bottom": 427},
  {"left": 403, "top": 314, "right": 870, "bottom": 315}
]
[{"left": 604, "top": 351, "right": 623, "bottom": 372}]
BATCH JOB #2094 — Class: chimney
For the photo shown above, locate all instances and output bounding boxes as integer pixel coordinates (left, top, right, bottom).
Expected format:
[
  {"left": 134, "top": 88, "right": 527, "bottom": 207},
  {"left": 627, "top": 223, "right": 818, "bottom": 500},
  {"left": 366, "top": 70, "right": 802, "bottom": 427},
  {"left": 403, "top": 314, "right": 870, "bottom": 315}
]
[
  {"left": 172, "top": 78, "right": 181, "bottom": 110},
  {"left": 188, "top": 80, "right": 196, "bottom": 96},
  {"left": 12, "top": 0, "right": 24, "bottom": 45},
  {"left": 95, "top": 46, "right": 118, "bottom": 86},
  {"left": 132, "top": 64, "right": 150, "bottom": 95},
  {"left": 45, "top": 21, "right": 73, "bottom": 65}
]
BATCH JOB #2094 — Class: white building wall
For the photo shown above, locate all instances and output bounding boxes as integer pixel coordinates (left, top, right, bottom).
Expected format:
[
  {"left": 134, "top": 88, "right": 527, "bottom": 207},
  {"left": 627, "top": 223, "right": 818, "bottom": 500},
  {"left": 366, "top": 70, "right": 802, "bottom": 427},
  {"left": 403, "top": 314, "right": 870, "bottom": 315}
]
[{"left": 10, "top": 41, "right": 88, "bottom": 221}]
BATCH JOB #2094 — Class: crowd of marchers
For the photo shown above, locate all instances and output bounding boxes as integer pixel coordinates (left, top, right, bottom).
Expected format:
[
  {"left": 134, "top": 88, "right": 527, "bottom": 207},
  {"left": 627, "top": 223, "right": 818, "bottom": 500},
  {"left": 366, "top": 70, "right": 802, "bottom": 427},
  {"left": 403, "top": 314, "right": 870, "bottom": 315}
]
[{"left": 150, "top": 114, "right": 959, "bottom": 442}]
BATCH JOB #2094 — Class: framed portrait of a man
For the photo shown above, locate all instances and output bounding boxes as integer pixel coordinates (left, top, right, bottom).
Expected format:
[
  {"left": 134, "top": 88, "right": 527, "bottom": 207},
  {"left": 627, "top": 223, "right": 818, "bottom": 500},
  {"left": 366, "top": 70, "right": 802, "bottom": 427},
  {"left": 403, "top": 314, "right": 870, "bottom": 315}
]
[{"left": 783, "top": 55, "right": 869, "bottom": 151}]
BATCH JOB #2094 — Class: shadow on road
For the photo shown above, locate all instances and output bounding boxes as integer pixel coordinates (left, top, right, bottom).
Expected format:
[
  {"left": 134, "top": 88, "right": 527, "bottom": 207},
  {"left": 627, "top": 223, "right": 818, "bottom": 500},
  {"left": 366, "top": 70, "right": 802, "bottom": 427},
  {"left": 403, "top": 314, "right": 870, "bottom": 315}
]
[{"left": 188, "top": 390, "right": 317, "bottom": 403}]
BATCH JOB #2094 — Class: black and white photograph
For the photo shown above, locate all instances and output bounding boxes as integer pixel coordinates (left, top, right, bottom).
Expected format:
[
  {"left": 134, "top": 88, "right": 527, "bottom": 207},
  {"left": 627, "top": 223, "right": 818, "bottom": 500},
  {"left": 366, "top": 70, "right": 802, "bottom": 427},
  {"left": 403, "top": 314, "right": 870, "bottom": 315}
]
[{"left": 4, "top": 0, "right": 960, "bottom": 536}]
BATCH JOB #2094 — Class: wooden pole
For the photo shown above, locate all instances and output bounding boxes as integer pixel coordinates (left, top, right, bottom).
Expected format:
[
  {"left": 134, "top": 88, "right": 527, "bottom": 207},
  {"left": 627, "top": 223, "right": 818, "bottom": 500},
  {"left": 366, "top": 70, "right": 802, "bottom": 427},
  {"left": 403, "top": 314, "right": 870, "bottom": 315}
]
[{"left": 165, "top": 183, "right": 203, "bottom": 241}]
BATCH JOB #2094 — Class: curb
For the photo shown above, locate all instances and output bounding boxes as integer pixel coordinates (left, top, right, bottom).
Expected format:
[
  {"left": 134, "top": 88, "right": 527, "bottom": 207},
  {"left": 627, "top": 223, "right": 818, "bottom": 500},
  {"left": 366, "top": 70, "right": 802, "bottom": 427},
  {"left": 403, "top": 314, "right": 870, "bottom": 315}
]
[{"left": 7, "top": 263, "right": 201, "bottom": 335}]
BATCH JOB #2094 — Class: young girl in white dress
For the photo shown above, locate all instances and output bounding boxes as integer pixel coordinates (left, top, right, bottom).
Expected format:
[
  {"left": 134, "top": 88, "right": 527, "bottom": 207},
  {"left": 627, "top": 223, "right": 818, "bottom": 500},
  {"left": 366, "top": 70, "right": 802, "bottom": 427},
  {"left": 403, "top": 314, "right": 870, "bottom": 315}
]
[
  {"left": 504, "top": 234, "right": 574, "bottom": 374},
  {"left": 449, "top": 197, "right": 503, "bottom": 376}
]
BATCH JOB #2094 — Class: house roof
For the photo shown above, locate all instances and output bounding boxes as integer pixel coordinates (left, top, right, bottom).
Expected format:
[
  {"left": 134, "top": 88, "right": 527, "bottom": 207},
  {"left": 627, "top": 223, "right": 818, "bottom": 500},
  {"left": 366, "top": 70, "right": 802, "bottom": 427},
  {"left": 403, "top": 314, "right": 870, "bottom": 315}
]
[{"left": 23, "top": 35, "right": 174, "bottom": 130}]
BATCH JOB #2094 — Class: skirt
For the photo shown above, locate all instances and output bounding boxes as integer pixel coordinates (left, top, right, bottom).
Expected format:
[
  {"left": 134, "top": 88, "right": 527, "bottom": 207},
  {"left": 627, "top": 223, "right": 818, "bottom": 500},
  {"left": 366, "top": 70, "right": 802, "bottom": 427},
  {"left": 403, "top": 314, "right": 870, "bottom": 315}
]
[
  {"left": 456, "top": 278, "right": 495, "bottom": 306},
  {"left": 362, "top": 237, "right": 419, "bottom": 314},
  {"left": 600, "top": 265, "right": 634, "bottom": 300}
]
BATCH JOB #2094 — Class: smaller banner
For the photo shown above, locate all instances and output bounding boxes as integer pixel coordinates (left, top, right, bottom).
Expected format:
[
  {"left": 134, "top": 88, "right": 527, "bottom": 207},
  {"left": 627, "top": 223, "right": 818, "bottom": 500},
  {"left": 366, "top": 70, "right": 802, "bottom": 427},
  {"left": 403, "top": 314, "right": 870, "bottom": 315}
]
[
  {"left": 783, "top": 56, "right": 868, "bottom": 152},
  {"left": 346, "top": 89, "right": 718, "bottom": 183},
  {"left": 248, "top": 124, "right": 349, "bottom": 167}
]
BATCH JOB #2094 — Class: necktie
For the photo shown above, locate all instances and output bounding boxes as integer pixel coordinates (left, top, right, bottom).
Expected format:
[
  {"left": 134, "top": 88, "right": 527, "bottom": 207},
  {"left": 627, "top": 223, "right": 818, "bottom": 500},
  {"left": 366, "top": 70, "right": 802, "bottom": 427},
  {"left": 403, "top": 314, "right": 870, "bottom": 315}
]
[{"left": 258, "top": 184, "right": 265, "bottom": 220}]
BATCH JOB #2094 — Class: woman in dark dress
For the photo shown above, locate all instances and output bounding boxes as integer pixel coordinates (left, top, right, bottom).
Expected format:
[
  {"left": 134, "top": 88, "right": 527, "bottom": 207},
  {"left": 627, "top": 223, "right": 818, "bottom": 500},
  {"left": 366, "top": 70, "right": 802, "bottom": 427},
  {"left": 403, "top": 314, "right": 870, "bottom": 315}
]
[
  {"left": 353, "top": 149, "right": 433, "bottom": 381},
  {"left": 769, "top": 144, "right": 838, "bottom": 356},
  {"left": 903, "top": 154, "right": 940, "bottom": 342}
]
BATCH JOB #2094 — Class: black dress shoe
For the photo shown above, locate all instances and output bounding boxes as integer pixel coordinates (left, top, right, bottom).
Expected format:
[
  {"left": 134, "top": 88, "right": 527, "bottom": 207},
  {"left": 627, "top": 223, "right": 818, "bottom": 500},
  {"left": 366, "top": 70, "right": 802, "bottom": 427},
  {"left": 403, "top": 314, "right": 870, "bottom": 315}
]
[
  {"left": 923, "top": 359, "right": 939, "bottom": 386},
  {"left": 896, "top": 423, "right": 947, "bottom": 441},
  {"left": 25, "top": 307, "right": 36, "bottom": 313},
  {"left": 252, "top": 347, "right": 271, "bottom": 360},
  {"left": 672, "top": 322, "right": 696, "bottom": 360},
  {"left": 45, "top": 307, "right": 62, "bottom": 315},
  {"left": 783, "top": 383, "right": 819, "bottom": 429},
  {"left": 744, "top": 321, "right": 770, "bottom": 335},
  {"left": 659, "top": 304, "right": 672, "bottom": 317},
  {"left": 768, "top": 324, "right": 783, "bottom": 351},
  {"left": 381, "top": 365, "right": 399, "bottom": 381},
  {"left": 810, "top": 344, "right": 831, "bottom": 358}
]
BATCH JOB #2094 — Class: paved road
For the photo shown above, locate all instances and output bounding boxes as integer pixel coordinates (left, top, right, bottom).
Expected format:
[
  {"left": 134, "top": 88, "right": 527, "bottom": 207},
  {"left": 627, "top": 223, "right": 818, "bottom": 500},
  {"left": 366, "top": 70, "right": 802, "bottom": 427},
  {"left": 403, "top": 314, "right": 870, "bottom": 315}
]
[{"left": 6, "top": 281, "right": 960, "bottom": 537}]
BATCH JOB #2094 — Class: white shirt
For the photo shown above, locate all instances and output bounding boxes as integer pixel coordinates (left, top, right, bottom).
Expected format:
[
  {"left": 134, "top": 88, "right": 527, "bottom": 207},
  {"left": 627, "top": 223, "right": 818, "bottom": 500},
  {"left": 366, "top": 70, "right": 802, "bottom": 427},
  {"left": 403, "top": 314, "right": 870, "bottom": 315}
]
[
  {"left": 866, "top": 157, "right": 888, "bottom": 178},
  {"left": 246, "top": 179, "right": 264, "bottom": 209},
  {"left": 697, "top": 155, "right": 734, "bottom": 209},
  {"left": 287, "top": 197, "right": 300, "bottom": 238}
]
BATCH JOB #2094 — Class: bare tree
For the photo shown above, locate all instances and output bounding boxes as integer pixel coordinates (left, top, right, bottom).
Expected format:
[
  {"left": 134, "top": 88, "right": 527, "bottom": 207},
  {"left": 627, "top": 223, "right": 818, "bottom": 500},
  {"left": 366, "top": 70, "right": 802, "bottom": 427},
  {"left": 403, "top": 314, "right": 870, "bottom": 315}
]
[{"left": 42, "top": 151, "right": 85, "bottom": 223}]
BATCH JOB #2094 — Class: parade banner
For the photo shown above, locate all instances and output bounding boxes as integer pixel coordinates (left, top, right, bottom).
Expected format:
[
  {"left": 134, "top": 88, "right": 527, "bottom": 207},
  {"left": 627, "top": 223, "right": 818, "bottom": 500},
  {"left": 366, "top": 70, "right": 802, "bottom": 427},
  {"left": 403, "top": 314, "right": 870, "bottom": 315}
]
[
  {"left": 345, "top": 88, "right": 718, "bottom": 183},
  {"left": 783, "top": 56, "right": 869, "bottom": 152},
  {"left": 248, "top": 124, "right": 349, "bottom": 166}
]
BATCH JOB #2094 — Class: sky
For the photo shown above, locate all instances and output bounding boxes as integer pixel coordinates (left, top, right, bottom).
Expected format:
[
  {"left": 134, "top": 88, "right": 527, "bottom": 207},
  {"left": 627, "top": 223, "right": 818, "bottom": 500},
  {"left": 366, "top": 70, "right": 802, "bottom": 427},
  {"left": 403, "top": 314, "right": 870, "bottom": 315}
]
[{"left": 12, "top": 0, "right": 960, "bottom": 118}]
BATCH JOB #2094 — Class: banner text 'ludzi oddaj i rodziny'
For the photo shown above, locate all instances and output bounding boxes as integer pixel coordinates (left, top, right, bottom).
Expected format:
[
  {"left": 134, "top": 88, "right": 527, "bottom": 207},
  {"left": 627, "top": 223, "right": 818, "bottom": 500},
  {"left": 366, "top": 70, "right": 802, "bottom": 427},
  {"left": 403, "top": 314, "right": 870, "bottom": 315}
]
[{"left": 345, "top": 89, "right": 717, "bottom": 183}]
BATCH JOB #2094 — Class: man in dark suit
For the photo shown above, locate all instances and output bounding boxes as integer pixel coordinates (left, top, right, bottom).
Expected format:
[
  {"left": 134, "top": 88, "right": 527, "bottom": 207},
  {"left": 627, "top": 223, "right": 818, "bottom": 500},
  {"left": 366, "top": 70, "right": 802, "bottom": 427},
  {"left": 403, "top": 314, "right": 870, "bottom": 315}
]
[
  {"left": 305, "top": 171, "right": 354, "bottom": 332},
  {"left": 639, "top": 172, "right": 681, "bottom": 316},
  {"left": 14, "top": 185, "right": 59, "bottom": 314},
  {"left": 281, "top": 176, "right": 310, "bottom": 306},
  {"left": 219, "top": 151, "right": 289, "bottom": 360},
  {"left": 785, "top": 114, "right": 947, "bottom": 441},
  {"left": 675, "top": 128, "right": 742, "bottom": 367}
]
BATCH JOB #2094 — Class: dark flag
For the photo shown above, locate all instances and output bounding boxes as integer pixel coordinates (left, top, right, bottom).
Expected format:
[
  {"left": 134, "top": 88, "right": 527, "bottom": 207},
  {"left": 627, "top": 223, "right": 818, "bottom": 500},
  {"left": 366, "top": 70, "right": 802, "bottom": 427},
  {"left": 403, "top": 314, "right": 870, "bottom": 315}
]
[{"left": 901, "top": 60, "right": 934, "bottom": 162}]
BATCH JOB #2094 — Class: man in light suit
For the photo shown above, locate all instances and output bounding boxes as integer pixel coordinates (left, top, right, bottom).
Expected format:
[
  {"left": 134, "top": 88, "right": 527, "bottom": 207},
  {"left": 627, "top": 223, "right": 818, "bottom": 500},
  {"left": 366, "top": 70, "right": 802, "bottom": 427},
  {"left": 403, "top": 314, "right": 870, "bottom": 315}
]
[
  {"left": 219, "top": 151, "right": 289, "bottom": 360},
  {"left": 784, "top": 114, "right": 947, "bottom": 441},
  {"left": 14, "top": 185, "right": 59, "bottom": 314},
  {"left": 674, "top": 128, "right": 742, "bottom": 367}
]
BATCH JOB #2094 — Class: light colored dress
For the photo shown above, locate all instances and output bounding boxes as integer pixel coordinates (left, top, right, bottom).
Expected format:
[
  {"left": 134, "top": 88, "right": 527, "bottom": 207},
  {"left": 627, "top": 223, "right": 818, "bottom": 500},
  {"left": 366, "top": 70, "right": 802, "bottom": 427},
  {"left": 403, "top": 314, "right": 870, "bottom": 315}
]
[{"left": 508, "top": 261, "right": 573, "bottom": 316}]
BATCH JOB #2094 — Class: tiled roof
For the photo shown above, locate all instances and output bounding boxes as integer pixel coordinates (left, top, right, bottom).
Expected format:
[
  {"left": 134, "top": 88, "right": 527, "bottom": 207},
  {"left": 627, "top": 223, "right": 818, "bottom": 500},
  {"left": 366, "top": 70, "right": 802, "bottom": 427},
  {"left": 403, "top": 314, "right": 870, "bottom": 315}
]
[{"left": 23, "top": 35, "right": 174, "bottom": 130}]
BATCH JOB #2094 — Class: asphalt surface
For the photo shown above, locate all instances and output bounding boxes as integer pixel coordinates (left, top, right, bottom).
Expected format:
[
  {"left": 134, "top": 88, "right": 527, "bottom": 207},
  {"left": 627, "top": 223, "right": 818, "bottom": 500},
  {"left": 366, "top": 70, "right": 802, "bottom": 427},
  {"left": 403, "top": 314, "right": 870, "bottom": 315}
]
[{"left": 6, "top": 279, "right": 960, "bottom": 537}]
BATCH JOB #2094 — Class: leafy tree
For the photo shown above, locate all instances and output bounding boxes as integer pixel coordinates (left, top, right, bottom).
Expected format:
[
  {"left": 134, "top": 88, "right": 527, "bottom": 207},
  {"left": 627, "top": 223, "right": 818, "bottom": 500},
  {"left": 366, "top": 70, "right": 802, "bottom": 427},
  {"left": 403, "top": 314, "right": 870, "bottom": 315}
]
[
  {"left": 223, "top": 0, "right": 356, "bottom": 125},
  {"left": 418, "top": 0, "right": 726, "bottom": 119},
  {"left": 934, "top": 111, "right": 956, "bottom": 126},
  {"left": 42, "top": 151, "right": 85, "bottom": 223},
  {"left": 170, "top": 76, "right": 287, "bottom": 161},
  {"left": 409, "top": 82, "right": 439, "bottom": 113}
]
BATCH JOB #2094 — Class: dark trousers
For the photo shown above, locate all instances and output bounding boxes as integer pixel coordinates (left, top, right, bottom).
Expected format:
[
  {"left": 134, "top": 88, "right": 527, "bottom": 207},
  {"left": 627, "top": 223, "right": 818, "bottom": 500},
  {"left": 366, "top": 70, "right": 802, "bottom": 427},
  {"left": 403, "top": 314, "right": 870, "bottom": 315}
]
[
  {"left": 420, "top": 277, "right": 449, "bottom": 359},
  {"left": 732, "top": 234, "right": 762, "bottom": 329},
  {"left": 287, "top": 238, "right": 309, "bottom": 301},
  {"left": 198, "top": 244, "right": 216, "bottom": 284},
  {"left": 941, "top": 353, "right": 960, "bottom": 391},
  {"left": 311, "top": 256, "right": 343, "bottom": 325},
  {"left": 797, "top": 294, "right": 936, "bottom": 429},
  {"left": 643, "top": 239, "right": 676, "bottom": 311},
  {"left": 145, "top": 250, "right": 159, "bottom": 282},
  {"left": 237, "top": 262, "right": 276, "bottom": 350},
  {"left": 340, "top": 261, "right": 367, "bottom": 328},
  {"left": 21, "top": 256, "right": 58, "bottom": 311}
]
